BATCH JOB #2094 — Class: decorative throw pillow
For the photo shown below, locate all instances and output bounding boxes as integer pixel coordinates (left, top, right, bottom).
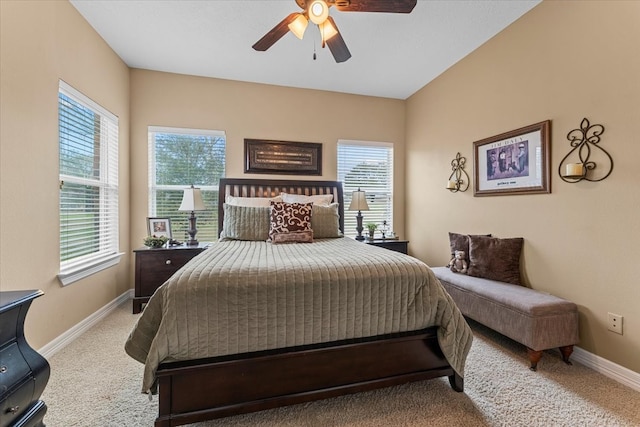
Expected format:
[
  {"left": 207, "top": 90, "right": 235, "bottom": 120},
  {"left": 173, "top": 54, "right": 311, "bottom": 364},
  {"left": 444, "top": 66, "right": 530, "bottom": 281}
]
[
  {"left": 448, "top": 232, "right": 491, "bottom": 264},
  {"left": 281, "top": 192, "right": 333, "bottom": 206},
  {"left": 219, "top": 204, "right": 270, "bottom": 241},
  {"left": 467, "top": 235, "right": 524, "bottom": 285},
  {"left": 226, "top": 194, "right": 282, "bottom": 207},
  {"left": 311, "top": 203, "right": 342, "bottom": 238},
  {"left": 269, "top": 201, "right": 313, "bottom": 242}
]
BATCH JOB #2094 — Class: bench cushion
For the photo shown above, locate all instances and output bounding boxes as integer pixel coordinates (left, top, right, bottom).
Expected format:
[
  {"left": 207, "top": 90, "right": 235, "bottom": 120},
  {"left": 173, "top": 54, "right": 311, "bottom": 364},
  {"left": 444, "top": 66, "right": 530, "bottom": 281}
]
[{"left": 432, "top": 267, "right": 579, "bottom": 351}]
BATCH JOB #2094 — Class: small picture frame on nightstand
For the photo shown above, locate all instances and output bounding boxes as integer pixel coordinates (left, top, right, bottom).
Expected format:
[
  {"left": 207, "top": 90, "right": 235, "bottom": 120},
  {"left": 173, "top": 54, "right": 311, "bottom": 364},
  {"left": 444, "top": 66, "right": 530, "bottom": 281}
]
[{"left": 147, "top": 217, "right": 172, "bottom": 239}]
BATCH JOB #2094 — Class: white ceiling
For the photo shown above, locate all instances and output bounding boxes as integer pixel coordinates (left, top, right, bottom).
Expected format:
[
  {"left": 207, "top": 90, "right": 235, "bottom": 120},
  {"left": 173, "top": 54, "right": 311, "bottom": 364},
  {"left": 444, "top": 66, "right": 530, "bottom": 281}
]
[{"left": 69, "top": 0, "right": 540, "bottom": 100}]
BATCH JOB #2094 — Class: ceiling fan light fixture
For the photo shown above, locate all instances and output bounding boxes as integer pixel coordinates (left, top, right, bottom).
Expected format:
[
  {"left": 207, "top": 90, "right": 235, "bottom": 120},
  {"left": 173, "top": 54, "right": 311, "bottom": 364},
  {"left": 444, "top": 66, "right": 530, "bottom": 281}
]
[
  {"left": 254, "top": 0, "right": 416, "bottom": 62},
  {"left": 308, "top": 0, "right": 329, "bottom": 25},
  {"left": 288, "top": 13, "right": 308, "bottom": 39},
  {"left": 319, "top": 19, "right": 338, "bottom": 42}
]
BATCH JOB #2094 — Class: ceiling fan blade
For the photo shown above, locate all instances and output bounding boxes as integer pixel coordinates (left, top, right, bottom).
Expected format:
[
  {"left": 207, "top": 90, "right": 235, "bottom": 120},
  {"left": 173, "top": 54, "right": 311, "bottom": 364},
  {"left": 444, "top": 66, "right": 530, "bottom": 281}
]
[
  {"left": 252, "top": 13, "right": 299, "bottom": 51},
  {"left": 325, "top": 17, "right": 351, "bottom": 63},
  {"left": 333, "top": 0, "right": 417, "bottom": 13}
]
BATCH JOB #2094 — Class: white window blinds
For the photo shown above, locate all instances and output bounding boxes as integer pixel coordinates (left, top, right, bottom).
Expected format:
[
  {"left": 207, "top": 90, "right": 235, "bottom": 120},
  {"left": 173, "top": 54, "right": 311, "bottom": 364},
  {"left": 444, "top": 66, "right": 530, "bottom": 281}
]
[
  {"left": 58, "top": 81, "right": 120, "bottom": 284},
  {"left": 337, "top": 140, "right": 394, "bottom": 238},
  {"left": 148, "top": 127, "right": 226, "bottom": 242}
]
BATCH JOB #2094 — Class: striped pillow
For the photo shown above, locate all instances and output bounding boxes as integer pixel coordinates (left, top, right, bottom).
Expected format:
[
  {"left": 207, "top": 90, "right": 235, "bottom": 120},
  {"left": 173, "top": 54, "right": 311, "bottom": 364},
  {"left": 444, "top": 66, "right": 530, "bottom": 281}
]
[{"left": 219, "top": 204, "right": 270, "bottom": 241}]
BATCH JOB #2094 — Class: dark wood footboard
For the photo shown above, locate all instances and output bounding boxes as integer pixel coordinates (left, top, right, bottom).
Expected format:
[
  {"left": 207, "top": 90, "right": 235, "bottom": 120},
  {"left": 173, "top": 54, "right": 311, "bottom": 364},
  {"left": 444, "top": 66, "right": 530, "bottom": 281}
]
[{"left": 155, "top": 327, "right": 462, "bottom": 427}]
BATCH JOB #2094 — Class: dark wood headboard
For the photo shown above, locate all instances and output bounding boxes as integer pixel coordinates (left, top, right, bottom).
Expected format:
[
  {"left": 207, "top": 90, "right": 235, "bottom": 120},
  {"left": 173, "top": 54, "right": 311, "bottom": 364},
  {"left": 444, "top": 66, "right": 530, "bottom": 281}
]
[{"left": 218, "top": 178, "right": 344, "bottom": 236}]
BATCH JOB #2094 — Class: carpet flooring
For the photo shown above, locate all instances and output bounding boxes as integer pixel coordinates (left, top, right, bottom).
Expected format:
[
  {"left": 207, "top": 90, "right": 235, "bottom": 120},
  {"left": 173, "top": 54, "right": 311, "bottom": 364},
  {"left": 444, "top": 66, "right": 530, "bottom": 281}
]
[{"left": 41, "top": 302, "right": 640, "bottom": 426}]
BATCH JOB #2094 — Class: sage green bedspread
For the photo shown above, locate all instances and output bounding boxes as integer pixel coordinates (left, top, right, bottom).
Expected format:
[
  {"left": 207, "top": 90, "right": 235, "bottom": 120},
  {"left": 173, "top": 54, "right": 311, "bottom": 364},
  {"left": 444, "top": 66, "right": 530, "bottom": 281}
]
[{"left": 125, "top": 238, "right": 473, "bottom": 393}]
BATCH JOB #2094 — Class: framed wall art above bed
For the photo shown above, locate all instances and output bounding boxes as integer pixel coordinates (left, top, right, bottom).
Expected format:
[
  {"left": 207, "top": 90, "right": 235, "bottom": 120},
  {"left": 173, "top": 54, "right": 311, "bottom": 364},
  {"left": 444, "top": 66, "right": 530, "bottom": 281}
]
[
  {"left": 244, "top": 139, "right": 322, "bottom": 175},
  {"left": 473, "top": 120, "right": 551, "bottom": 197}
]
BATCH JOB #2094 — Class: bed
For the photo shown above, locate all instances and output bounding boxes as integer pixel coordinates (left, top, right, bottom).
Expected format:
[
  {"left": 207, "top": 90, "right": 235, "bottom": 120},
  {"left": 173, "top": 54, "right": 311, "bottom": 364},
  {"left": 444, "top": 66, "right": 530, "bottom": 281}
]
[{"left": 125, "top": 178, "right": 473, "bottom": 427}]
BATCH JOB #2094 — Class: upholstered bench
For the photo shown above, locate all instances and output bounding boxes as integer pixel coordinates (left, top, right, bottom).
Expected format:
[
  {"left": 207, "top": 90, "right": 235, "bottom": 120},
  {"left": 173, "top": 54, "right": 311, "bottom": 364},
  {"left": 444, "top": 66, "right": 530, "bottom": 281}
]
[{"left": 432, "top": 266, "right": 579, "bottom": 371}]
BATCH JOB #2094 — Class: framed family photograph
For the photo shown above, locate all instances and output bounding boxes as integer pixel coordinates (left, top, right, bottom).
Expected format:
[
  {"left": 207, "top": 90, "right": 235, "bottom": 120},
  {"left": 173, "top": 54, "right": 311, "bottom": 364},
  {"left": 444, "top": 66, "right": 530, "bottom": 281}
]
[
  {"left": 147, "top": 217, "right": 172, "bottom": 239},
  {"left": 244, "top": 139, "right": 322, "bottom": 175},
  {"left": 473, "top": 120, "right": 551, "bottom": 197}
]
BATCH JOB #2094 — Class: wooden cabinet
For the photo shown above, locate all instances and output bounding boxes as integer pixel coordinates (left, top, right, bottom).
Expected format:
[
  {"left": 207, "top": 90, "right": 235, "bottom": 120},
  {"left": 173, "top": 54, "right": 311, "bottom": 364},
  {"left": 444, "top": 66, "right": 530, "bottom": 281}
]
[
  {"left": 0, "top": 290, "right": 49, "bottom": 427},
  {"left": 133, "top": 244, "right": 208, "bottom": 313},
  {"left": 364, "top": 239, "right": 409, "bottom": 255}
]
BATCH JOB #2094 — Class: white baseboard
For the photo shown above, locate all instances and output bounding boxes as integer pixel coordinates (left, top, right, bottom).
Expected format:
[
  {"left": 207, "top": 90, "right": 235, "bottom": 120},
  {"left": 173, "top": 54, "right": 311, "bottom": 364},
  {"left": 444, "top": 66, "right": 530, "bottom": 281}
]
[
  {"left": 39, "top": 289, "right": 133, "bottom": 359},
  {"left": 572, "top": 346, "right": 640, "bottom": 392}
]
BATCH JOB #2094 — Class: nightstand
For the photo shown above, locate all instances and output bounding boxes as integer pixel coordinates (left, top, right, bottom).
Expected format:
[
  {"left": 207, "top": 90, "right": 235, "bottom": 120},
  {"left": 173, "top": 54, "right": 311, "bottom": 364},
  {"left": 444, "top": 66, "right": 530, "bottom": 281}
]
[
  {"left": 364, "top": 239, "right": 409, "bottom": 255},
  {"left": 0, "top": 290, "right": 50, "bottom": 427},
  {"left": 133, "top": 243, "right": 208, "bottom": 313}
]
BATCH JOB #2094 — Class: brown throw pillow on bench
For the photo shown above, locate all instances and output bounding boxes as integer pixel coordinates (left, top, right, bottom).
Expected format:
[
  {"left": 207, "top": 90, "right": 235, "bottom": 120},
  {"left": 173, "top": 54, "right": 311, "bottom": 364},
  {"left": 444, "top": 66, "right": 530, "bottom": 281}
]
[
  {"left": 448, "top": 232, "right": 491, "bottom": 265},
  {"left": 467, "top": 235, "right": 524, "bottom": 285}
]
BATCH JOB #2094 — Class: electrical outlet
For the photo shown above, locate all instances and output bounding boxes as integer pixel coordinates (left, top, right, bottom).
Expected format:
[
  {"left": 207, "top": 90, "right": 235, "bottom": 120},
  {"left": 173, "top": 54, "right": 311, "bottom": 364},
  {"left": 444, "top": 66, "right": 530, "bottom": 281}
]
[{"left": 607, "top": 312, "right": 623, "bottom": 335}]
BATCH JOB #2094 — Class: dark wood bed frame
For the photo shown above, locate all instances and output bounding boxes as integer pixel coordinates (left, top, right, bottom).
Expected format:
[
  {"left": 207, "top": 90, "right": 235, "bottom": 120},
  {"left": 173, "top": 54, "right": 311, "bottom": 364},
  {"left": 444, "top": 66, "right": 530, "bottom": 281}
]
[{"left": 153, "top": 178, "right": 463, "bottom": 427}]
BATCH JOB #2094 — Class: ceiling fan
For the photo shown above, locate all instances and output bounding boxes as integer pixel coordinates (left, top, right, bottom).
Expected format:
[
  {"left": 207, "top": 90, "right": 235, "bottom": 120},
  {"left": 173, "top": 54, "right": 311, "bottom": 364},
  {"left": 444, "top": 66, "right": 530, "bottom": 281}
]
[{"left": 252, "top": 0, "right": 417, "bottom": 63}]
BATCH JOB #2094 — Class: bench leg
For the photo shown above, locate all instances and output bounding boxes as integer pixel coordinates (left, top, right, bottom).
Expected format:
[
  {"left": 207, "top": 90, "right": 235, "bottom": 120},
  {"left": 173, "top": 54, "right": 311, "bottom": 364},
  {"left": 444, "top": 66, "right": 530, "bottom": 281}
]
[
  {"left": 559, "top": 345, "right": 574, "bottom": 365},
  {"left": 528, "top": 346, "right": 574, "bottom": 371},
  {"left": 527, "top": 348, "right": 543, "bottom": 371}
]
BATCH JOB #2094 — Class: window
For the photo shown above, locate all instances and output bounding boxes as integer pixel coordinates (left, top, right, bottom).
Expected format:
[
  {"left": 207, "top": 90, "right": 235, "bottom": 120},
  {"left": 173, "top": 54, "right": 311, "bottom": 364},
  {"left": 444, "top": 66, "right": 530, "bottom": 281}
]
[
  {"left": 148, "top": 127, "right": 226, "bottom": 242},
  {"left": 337, "top": 140, "right": 394, "bottom": 237},
  {"left": 58, "top": 81, "right": 121, "bottom": 285}
]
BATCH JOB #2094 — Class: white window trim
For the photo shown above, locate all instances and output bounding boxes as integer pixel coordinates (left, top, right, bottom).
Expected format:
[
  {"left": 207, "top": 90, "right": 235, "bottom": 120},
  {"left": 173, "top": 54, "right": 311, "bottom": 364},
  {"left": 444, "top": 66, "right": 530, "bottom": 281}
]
[
  {"left": 58, "top": 252, "right": 124, "bottom": 286},
  {"left": 148, "top": 126, "right": 226, "bottom": 242},
  {"left": 59, "top": 80, "right": 118, "bottom": 123},
  {"left": 58, "top": 80, "right": 120, "bottom": 286},
  {"left": 148, "top": 126, "right": 226, "bottom": 215},
  {"left": 339, "top": 139, "right": 394, "bottom": 149},
  {"left": 336, "top": 139, "right": 395, "bottom": 210},
  {"left": 338, "top": 139, "right": 395, "bottom": 236},
  {"left": 148, "top": 126, "right": 225, "bottom": 137}
]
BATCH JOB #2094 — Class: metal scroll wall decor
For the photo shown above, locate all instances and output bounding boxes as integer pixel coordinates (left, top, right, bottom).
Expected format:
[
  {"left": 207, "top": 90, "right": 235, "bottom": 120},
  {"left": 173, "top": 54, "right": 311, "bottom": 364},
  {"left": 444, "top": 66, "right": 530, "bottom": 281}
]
[
  {"left": 558, "top": 118, "right": 613, "bottom": 183},
  {"left": 446, "top": 152, "right": 470, "bottom": 193}
]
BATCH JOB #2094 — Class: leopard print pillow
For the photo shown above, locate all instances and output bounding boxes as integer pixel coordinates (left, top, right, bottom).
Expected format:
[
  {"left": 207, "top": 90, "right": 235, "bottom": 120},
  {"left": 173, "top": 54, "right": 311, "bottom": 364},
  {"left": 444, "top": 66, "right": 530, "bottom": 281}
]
[{"left": 269, "top": 201, "right": 313, "bottom": 241}]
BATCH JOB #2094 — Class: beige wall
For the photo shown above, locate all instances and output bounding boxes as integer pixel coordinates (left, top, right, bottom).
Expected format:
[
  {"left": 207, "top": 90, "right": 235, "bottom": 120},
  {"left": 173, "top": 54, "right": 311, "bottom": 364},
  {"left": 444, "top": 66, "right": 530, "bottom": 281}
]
[
  {"left": 0, "top": 1, "right": 130, "bottom": 348},
  {"left": 406, "top": 0, "right": 640, "bottom": 372},
  {"left": 129, "top": 69, "right": 406, "bottom": 248}
]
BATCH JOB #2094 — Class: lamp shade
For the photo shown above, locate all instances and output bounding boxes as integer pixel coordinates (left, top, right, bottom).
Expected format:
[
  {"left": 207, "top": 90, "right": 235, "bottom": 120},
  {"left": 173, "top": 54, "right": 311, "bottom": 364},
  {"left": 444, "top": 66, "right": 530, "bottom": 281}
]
[
  {"left": 319, "top": 19, "right": 338, "bottom": 42},
  {"left": 178, "top": 185, "right": 206, "bottom": 211},
  {"left": 347, "top": 189, "right": 369, "bottom": 211},
  {"left": 288, "top": 13, "right": 308, "bottom": 39}
]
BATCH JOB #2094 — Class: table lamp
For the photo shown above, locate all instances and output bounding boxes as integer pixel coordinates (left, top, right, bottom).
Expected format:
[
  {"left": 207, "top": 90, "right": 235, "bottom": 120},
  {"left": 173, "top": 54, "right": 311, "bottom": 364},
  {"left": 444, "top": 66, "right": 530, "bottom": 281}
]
[
  {"left": 347, "top": 188, "right": 369, "bottom": 241},
  {"left": 178, "top": 185, "right": 206, "bottom": 245}
]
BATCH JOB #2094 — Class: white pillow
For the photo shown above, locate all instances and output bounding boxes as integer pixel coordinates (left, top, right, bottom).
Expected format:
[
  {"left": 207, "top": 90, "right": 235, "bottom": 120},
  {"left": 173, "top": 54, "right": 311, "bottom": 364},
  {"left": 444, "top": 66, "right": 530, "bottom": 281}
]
[
  {"left": 226, "top": 194, "right": 282, "bottom": 207},
  {"left": 281, "top": 192, "right": 333, "bottom": 206}
]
